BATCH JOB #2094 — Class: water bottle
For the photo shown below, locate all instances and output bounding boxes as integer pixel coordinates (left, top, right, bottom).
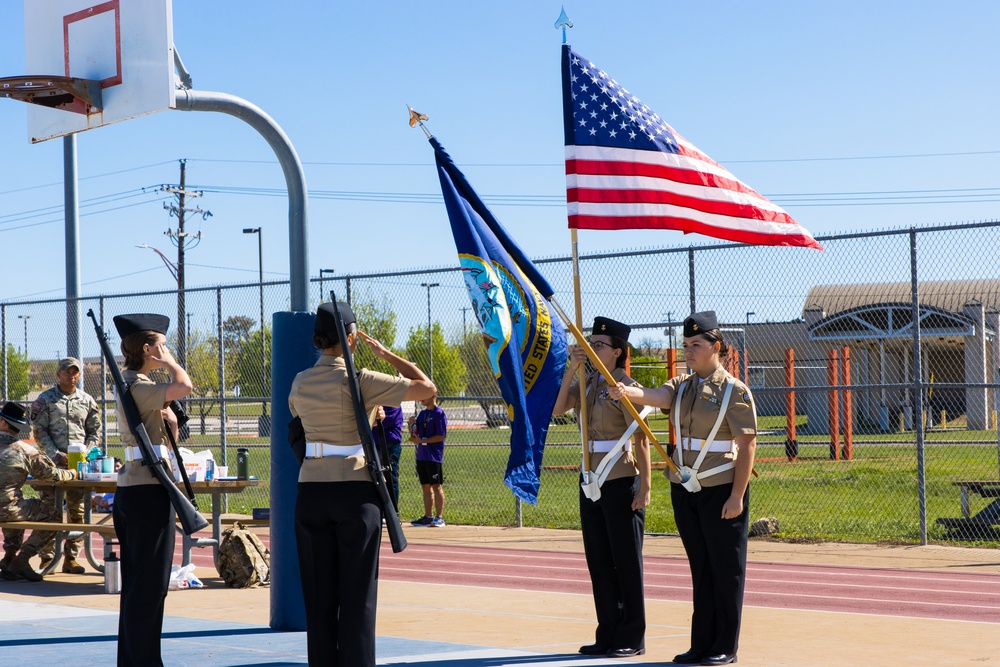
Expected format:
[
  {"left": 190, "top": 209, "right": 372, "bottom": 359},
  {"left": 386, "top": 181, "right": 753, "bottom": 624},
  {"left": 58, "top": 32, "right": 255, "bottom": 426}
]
[
  {"left": 236, "top": 448, "right": 249, "bottom": 480},
  {"left": 87, "top": 446, "right": 101, "bottom": 474},
  {"left": 104, "top": 551, "right": 121, "bottom": 594}
]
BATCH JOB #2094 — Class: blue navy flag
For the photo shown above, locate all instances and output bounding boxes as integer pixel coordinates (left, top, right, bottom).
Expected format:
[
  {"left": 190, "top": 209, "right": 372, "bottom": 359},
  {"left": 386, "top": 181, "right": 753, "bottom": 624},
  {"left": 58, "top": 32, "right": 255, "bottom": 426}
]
[{"left": 431, "top": 136, "right": 568, "bottom": 504}]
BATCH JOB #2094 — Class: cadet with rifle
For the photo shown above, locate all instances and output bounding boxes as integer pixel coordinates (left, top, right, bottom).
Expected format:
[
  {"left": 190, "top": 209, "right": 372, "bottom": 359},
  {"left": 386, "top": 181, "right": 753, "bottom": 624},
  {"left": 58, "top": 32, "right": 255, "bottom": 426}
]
[
  {"left": 90, "top": 312, "right": 199, "bottom": 667},
  {"left": 289, "top": 301, "right": 435, "bottom": 667}
]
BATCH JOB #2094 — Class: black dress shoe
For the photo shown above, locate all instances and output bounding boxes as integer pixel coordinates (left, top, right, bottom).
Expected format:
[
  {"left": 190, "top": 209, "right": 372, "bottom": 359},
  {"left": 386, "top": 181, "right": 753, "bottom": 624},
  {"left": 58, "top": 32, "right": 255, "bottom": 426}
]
[
  {"left": 607, "top": 647, "right": 645, "bottom": 658},
  {"left": 672, "top": 649, "right": 704, "bottom": 664},
  {"left": 579, "top": 644, "right": 609, "bottom": 656},
  {"left": 701, "top": 654, "right": 737, "bottom": 665}
]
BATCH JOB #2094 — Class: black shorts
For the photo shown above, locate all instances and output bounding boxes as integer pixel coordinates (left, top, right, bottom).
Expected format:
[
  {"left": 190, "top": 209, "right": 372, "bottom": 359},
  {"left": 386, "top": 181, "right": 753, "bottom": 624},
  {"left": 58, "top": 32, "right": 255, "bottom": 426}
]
[{"left": 415, "top": 460, "right": 443, "bottom": 485}]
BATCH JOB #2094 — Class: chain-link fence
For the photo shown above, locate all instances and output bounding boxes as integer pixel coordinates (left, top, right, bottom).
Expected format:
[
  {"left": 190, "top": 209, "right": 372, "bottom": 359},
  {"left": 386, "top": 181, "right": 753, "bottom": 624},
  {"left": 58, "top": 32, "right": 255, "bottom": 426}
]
[{"left": 5, "top": 220, "right": 1000, "bottom": 544}]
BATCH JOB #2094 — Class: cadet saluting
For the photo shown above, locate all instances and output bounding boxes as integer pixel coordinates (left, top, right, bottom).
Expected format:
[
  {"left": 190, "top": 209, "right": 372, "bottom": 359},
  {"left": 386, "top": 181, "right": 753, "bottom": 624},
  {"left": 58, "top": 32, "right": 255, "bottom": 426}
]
[
  {"left": 552, "top": 316, "right": 651, "bottom": 659},
  {"left": 610, "top": 311, "right": 756, "bottom": 666},
  {"left": 112, "top": 314, "right": 193, "bottom": 667},
  {"left": 289, "top": 302, "right": 436, "bottom": 667}
]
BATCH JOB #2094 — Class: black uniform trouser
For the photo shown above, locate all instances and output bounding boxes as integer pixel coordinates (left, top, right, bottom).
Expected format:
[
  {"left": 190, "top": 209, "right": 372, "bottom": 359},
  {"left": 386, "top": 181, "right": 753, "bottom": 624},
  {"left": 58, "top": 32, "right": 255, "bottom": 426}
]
[
  {"left": 113, "top": 484, "right": 174, "bottom": 667},
  {"left": 579, "top": 474, "right": 645, "bottom": 650},
  {"left": 296, "top": 481, "right": 382, "bottom": 667},
  {"left": 671, "top": 481, "right": 749, "bottom": 656}
]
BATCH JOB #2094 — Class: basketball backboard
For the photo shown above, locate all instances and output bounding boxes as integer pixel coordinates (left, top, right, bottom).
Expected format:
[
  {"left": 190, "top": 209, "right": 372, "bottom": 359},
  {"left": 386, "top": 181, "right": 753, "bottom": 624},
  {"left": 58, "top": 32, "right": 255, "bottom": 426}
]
[{"left": 24, "top": 0, "right": 175, "bottom": 143}]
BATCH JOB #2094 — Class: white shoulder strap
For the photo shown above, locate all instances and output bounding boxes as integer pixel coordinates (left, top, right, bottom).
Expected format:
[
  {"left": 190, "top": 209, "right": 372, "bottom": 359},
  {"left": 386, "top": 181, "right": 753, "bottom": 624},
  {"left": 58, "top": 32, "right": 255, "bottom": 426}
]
[
  {"left": 592, "top": 405, "right": 653, "bottom": 487},
  {"left": 691, "top": 378, "right": 736, "bottom": 472}
]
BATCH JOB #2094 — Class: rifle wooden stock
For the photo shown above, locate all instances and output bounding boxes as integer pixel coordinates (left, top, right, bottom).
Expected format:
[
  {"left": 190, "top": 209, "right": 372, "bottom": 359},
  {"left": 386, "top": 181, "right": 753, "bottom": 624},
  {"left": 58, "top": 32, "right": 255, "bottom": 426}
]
[
  {"left": 86, "top": 309, "right": 209, "bottom": 536},
  {"left": 329, "top": 294, "right": 408, "bottom": 553}
]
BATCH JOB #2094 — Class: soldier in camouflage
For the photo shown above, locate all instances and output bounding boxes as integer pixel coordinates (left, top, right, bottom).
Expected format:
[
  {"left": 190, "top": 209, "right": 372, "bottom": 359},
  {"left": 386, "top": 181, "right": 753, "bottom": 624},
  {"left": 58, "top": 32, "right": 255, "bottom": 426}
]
[
  {"left": 0, "top": 402, "right": 77, "bottom": 582},
  {"left": 28, "top": 357, "right": 102, "bottom": 574}
]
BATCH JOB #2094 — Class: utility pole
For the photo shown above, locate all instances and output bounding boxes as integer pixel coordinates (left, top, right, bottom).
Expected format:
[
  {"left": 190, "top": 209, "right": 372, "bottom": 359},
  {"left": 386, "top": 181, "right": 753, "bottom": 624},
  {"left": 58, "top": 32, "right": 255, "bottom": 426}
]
[{"left": 162, "top": 160, "right": 211, "bottom": 368}]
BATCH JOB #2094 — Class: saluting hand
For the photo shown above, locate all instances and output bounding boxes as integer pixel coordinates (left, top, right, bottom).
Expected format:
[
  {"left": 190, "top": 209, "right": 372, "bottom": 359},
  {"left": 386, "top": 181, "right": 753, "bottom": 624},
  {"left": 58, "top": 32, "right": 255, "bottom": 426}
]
[{"left": 358, "top": 331, "right": 391, "bottom": 359}]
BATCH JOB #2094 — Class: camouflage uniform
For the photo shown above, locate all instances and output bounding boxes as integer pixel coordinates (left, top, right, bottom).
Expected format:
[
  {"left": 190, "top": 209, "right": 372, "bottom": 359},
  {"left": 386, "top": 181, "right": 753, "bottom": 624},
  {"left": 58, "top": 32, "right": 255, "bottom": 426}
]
[
  {"left": 29, "top": 385, "right": 101, "bottom": 560},
  {"left": 0, "top": 431, "right": 75, "bottom": 560}
]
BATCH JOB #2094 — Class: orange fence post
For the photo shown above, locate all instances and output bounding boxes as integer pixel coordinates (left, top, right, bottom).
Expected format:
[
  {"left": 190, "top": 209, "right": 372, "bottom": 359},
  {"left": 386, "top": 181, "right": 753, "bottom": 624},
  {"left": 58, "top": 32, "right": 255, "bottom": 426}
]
[
  {"left": 841, "top": 346, "right": 853, "bottom": 460},
  {"left": 785, "top": 348, "right": 797, "bottom": 462},
  {"left": 828, "top": 348, "right": 840, "bottom": 460}
]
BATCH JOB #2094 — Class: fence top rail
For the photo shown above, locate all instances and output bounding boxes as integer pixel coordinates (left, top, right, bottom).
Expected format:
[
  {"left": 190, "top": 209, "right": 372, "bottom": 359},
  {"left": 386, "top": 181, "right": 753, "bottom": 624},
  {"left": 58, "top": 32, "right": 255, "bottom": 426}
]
[{"left": 4, "top": 219, "right": 1000, "bottom": 307}]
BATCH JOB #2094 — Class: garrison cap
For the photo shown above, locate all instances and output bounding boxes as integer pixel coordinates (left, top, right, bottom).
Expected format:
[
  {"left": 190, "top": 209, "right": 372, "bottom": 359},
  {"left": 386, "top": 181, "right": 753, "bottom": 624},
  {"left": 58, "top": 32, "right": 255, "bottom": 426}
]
[
  {"left": 592, "top": 316, "right": 631, "bottom": 342},
  {"left": 315, "top": 302, "right": 356, "bottom": 339},
  {"left": 58, "top": 357, "right": 81, "bottom": 372},
  {"left": 684, "top": 311, "right": 719, "bottom": 337},
  {"left": 113, "top": 314, "right": 170, "bottom": 339},
  {"left": 0, "top": 401, "right": 28, "bottom": 430}
]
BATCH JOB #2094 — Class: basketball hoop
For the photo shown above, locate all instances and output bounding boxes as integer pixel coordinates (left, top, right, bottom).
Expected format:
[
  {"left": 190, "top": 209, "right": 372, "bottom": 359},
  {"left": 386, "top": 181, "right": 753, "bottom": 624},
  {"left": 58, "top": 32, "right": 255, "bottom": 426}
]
[{"left": 0, "top": 76, "right": 103, "bottom": 115}]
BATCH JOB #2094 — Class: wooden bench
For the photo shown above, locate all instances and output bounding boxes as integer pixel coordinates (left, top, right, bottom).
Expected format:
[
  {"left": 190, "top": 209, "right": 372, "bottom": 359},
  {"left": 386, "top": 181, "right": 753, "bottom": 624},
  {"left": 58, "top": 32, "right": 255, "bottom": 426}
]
[
  {"left": 220, "top": 518, "right": 269, "bottom": 527},
  {"left": 0, "top": 520, "right": 117, "bottom": 574}
]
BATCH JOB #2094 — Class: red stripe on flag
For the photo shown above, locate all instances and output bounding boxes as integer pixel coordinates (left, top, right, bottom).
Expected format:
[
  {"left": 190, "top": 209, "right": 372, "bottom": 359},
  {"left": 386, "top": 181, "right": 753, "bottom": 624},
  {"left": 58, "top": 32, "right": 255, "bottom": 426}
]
[
  {"left": 567, "top": 158, "right": 763, "bottom": 201},
  {"left": 567, "top": 187, "right": 797, "bottom": 225},
  {"left": 568, "top": 213, "right": 823, "bottom": 250}
]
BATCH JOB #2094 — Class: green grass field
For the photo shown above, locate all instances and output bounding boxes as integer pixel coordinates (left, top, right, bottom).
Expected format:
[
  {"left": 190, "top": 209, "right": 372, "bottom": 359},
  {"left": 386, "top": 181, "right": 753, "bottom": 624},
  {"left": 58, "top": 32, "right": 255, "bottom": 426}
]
[{"left": 127, "top": 419, "right": 1000, "bottom": 546}]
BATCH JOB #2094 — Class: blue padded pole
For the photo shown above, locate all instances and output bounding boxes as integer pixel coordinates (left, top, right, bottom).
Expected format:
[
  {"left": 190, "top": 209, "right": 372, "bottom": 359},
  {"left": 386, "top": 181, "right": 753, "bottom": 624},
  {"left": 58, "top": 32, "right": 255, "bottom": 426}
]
[{"left": 269, "top": 310, "right": 317, "bottom": 630}]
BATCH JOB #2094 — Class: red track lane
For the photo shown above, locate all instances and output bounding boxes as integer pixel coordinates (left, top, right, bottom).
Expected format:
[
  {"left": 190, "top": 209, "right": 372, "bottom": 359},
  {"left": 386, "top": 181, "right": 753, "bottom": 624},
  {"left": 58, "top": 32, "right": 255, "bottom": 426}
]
[
  {"left": 376, "top": 543, "right": 1000, "bottom": 624},
  {"left": 167, "top": 534, "right": 1000, "bottom": 623}
]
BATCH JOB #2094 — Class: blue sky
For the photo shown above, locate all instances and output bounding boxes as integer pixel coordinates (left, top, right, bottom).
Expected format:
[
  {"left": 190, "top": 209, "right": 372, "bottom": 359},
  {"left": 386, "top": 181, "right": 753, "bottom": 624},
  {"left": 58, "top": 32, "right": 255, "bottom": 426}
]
[{"left": 2, "top": 1, "right": 999, "bottom": 305}]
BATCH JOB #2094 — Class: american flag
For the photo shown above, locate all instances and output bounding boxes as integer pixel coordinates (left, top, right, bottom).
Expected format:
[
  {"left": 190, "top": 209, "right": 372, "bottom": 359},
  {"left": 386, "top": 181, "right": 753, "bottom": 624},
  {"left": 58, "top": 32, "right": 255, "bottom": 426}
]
[{"left": 562, "top": 45, "right": 821, "bottom": 250}]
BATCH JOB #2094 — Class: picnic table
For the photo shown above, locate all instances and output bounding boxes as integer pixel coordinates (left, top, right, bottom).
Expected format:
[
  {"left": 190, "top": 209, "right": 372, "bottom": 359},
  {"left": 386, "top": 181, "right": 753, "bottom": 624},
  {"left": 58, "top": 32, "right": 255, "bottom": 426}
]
[
  {"left": 21, "top": 478, "right": 264, "bottom": 573},
  {"left": 936, "top": 480, "right": 1000, "bottom": 538}
]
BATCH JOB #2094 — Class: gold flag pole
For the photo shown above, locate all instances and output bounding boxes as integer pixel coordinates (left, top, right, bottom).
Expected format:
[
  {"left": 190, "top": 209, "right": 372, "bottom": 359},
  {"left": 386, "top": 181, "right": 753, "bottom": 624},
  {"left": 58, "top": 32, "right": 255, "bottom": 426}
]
[
  {"left": 570, "top": 229, "right": 592, "bottom": 475},
  {"left": 549, "top": 296, "right": 679, "bottom": 475}
]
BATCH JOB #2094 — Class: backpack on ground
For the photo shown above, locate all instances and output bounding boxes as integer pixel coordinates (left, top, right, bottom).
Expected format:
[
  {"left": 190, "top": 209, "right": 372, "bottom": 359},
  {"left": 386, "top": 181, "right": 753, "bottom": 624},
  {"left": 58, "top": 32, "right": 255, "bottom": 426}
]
[{"left": 215, "top": 521, "right": 270, "bottom": 588}]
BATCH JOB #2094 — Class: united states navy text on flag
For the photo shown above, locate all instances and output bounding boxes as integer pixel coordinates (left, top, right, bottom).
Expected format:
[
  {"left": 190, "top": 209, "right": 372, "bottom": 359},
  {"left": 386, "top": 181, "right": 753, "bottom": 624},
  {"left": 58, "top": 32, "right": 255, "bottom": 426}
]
[
  {"left": 561, "top": 45, "right": 821, "bottom": 250},
  {"left": 432, "top": 137, "right": 568, "bottom": 504}
]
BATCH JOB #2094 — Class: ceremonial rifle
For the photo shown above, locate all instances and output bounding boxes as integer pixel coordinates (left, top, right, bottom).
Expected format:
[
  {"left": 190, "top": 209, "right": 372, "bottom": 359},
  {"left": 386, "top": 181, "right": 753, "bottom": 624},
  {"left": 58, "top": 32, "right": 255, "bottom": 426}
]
[
  {"left": 330, "top": 292, "right": 407, "bottom": 553},
  {"left": 87, "top": 309, "right": 209, "bottom": 535}
]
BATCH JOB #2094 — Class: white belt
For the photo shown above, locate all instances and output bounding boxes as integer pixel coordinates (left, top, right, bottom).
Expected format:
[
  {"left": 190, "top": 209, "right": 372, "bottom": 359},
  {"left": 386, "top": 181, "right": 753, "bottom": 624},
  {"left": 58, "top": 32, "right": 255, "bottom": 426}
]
[
  {"left": 590, "top": 439, "right": 632, "bottom": 453},
  {"left": 124, "top": 445, "right": 170, "bottom": 463},
  {"left": 306, "top": 442, "right": 364, "bottom": 458},
  {"left": 682, "top": 438, "right": 735, "bottom": 453}
]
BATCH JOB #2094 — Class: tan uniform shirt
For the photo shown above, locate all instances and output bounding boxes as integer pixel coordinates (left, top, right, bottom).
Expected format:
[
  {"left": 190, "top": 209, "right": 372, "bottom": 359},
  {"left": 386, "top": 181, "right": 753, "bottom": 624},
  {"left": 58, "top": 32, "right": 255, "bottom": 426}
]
[
  {"left": 289, "top": 355, "right": 410, "bottom": 484},
  {"left": 115, "top": 370, "right": 170, "bottom": 487},
  {"left": 570, "top": 367, "right": 643, "bottom": 480},
  {"left": 661, "top": 366, "right": 756, "bottom": 487}
]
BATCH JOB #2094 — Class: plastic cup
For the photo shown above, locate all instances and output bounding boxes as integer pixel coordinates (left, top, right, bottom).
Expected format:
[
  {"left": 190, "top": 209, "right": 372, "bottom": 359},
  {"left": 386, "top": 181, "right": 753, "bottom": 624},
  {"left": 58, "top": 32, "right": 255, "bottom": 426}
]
[
  {"left": 216, "top": 466, "right": 228, "bottom": 478},
  {"left": 101, "top": 456, "right": 114, "bottom": 473}
]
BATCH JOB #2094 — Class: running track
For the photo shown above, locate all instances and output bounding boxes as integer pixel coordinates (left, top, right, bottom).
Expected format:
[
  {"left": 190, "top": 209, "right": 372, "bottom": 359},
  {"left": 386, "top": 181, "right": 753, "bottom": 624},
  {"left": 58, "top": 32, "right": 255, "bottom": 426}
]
[{"left": 171, "top": 533, "right": 1000, "bottom": 624}]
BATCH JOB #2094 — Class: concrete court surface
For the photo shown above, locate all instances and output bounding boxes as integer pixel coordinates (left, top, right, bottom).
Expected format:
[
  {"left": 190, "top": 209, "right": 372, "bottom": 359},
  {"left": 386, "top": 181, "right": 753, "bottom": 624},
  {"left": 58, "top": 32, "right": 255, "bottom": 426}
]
[{"left": 1, "top": 525, "right": 999, "bottom": 666}]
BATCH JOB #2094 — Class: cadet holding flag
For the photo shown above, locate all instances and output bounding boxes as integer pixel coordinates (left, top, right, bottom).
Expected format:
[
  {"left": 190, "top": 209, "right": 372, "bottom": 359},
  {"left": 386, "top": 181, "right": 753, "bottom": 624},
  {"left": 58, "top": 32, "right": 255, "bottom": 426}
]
[
  {"left": 610, "top": 312, "right": 757, "bottom": 666},
  {"left": 289, "top": 302, "right": 436, "bottom": 666},
  {"left": 553, "top": 316, "right": 650, "bottom": 659}
]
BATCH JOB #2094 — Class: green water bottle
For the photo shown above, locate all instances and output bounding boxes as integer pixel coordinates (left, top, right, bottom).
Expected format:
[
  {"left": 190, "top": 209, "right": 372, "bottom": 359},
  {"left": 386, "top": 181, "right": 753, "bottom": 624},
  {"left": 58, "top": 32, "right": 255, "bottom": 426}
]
[{"left": 236, "top": 447, "right": 249, "bottom": 480}]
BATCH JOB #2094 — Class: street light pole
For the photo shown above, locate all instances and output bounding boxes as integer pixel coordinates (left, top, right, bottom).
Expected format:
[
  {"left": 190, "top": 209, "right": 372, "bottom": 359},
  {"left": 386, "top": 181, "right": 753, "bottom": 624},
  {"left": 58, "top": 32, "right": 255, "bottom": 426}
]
[
  {"left": 420, "top": 283, "right": 439, "bottom": 380},
  {"left": 243, "top": 227, "right": 267, "bottom": 418},
  {"left": 319, "top": 268, "right": 335, "bottom": 302},
  {"left": 18, "top": 315, "right": 30, "bottom": 357},
  {"left": 460, "top": 306, "right": 470, "bottom": 337},
  {"left": 746, "top": 311, "right": 755, "bottom": 326}
]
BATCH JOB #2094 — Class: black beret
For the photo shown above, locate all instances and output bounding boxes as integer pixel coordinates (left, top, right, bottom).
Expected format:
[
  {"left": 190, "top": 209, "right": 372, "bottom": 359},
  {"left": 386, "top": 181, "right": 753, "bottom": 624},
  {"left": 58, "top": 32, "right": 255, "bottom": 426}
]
[
  {"left": 113, "top": 314, "right": 170, "bottom": 338},
  {"left": 684, "top": 311, "right": 718, "bottom": 337},
  {"left": 315, "top": 302, "right": 356, "bottom": 339},
  {"left": 0, "top": 401, "right": 28, "bottom": 429},
  {"left": 592, "top": 316, "right": 631, "bottom": 342}
]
